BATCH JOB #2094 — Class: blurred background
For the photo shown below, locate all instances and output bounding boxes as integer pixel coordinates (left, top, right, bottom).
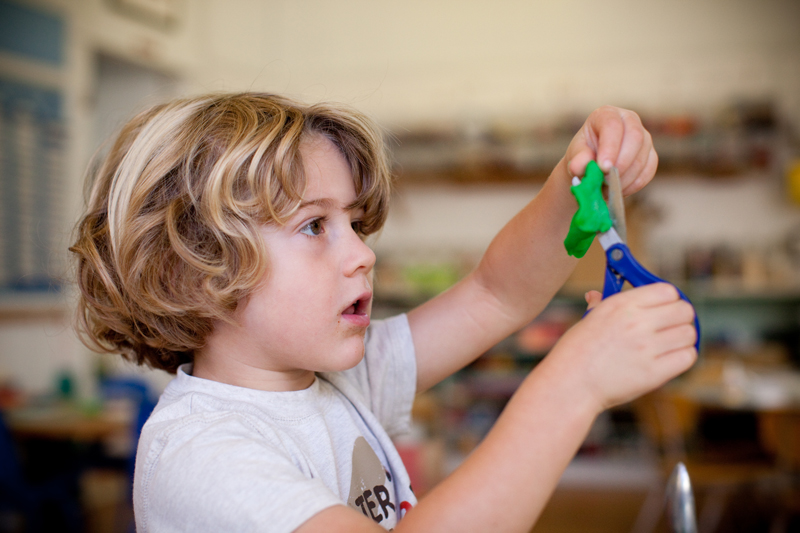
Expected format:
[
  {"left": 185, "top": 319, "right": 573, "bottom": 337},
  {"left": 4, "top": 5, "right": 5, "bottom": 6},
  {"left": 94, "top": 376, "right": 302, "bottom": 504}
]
[{"left": 1, "top": 0, "right": 800, "bottom": 531}]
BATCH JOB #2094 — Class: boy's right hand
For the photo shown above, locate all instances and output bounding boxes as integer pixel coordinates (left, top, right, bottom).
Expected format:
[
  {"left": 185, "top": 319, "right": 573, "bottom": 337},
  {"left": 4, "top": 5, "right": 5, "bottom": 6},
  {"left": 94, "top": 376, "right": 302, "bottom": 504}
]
[{"left": 549, "top": 283, "right": 697, "bottom": 413}]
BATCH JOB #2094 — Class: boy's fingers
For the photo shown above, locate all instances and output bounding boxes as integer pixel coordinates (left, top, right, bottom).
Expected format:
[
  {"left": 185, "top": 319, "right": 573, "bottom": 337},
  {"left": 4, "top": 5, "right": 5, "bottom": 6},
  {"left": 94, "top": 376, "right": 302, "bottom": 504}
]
[
  {"left": 568, "top": 106, "right": 655, "bottom": 186},
  {"left": 613, "top": 110, "right": 647, "bottom": 175},
  {"left": 653, "top": 323, "right": 698, "bottom": 354},
  {"left": 654, "top": 346, "right": 698, "bottom": 378},
  {"left": 623, "top": 282, "right": 681, "bottom": 307},
  {"left": 651, "top": 300, "right": 697, "bottom": 330},
  {"left": 567, "top": 148, "right": 596, "bottom": 178},
  {"left": 622, "top": 146, "right": 659, "bottom": 197},
  {"left": 591, "top": 107, "right": 625, "bottom": 172},
  {"left": 584, "top": 290, "right": 603, "bottom": 311},
  {"left": 617, "top": 133, "right": 650, "bottom": 189}
]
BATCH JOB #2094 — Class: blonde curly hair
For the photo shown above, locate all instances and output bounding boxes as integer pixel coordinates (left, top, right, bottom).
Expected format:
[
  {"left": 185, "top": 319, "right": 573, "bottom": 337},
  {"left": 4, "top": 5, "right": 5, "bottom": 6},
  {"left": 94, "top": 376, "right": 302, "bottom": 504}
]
[{"left": 71, "top": 93, "right": 392, "bottom": 373}]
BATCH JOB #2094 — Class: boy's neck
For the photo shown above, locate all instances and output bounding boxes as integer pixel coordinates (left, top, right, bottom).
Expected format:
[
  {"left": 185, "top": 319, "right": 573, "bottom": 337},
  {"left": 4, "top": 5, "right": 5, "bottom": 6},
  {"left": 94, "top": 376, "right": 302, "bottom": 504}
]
[{"left": 192, "top": 353, "right": 317, "bottom": 392}]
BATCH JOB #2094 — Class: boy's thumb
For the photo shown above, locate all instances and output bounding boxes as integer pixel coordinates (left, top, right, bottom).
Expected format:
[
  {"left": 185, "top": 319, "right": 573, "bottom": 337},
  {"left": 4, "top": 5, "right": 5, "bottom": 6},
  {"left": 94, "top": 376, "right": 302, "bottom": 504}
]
[{"left": 584, "top": 290, "right": 603, "bottom": 311}]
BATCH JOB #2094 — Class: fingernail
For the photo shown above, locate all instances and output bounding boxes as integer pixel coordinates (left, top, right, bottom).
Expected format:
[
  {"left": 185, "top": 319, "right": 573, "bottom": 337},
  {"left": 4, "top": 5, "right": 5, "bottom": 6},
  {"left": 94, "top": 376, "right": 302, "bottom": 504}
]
[{"left": 602, "top": 159, "right": 613, "bottom": 170}]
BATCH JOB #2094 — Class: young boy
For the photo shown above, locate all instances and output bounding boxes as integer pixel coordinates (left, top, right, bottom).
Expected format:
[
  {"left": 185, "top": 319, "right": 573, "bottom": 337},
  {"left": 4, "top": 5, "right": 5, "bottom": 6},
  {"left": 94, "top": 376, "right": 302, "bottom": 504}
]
[{"left": 71, "top": 93, "right": 697, "bottom": 532}]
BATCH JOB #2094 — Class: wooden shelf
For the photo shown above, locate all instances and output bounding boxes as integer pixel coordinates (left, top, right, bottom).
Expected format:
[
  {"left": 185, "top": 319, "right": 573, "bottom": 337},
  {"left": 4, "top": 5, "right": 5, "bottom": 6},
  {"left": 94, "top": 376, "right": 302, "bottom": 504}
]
[
  {"left": 389, "top": 122, "right": 783, "bottom": 185},
  {"left": 0, "top": 292, "right": 68, "bottom": 322}
]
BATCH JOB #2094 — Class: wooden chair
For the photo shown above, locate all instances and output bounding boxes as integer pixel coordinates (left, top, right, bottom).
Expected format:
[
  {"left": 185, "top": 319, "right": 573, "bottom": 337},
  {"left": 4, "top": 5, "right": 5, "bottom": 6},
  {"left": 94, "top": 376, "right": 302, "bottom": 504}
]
[{"left": 759, "top": 411, "right": 800, "bottom": 532}]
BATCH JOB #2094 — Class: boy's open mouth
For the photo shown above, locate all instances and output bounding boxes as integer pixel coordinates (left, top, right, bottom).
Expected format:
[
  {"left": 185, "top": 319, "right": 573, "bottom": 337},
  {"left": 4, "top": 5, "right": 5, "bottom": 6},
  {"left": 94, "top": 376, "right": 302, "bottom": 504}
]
[{"left": 343, "top": 292, "right": 371, "bottom": 316}]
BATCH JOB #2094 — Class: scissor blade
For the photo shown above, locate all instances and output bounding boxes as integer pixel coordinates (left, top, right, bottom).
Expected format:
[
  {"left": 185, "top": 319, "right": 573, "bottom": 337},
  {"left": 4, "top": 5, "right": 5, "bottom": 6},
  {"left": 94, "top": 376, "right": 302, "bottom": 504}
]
[
  {"left": 666, "top": 462, "right": 698, "bottom": 533},
  {"left": 605, "top": 167, "right": 627, "bottom": 244},
  {"left": 597, "top": 227, "right": 624, "bottom": 250}
]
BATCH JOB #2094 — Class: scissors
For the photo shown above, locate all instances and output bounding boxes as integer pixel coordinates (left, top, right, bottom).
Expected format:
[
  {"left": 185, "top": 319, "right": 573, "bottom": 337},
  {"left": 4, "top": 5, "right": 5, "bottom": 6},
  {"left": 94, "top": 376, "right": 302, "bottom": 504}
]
[
  {"left": 572, "top": 165, "right": 700, "bottom": 351},
  {"left": 666, "top": 462, "right": 698, "bottom": 533}
]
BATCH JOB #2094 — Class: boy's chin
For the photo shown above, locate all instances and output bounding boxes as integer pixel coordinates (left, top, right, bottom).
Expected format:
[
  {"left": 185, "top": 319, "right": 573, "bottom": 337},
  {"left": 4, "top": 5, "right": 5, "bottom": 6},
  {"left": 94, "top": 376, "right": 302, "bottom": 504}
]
[
  {"left": 325, "top": 346, "right": 366, "bottom": 373},
  {"left": 341, "top": 350, "right": 366, "bottom": 371}
]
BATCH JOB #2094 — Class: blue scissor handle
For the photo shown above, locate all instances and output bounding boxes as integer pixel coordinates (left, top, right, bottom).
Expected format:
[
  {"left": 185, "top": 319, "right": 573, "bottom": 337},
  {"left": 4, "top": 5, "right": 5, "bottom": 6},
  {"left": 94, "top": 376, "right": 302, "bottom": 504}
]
[{"left": 603, "top": 243, "right": 701, "bottom": 352}]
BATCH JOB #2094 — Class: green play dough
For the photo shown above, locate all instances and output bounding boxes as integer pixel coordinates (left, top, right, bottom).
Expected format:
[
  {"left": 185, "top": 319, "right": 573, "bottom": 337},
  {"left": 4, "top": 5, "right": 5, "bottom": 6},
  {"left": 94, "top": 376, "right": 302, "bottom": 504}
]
[{"left": 564, "top": 161, "right": 613, "bottom": 258}]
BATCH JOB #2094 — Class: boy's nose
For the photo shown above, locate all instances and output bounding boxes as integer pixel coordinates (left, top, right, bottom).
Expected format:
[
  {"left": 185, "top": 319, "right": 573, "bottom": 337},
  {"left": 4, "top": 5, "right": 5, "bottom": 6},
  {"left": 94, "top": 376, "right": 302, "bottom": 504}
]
[{"left": 344, "top": 231, "right": 376, "bottom": 277}]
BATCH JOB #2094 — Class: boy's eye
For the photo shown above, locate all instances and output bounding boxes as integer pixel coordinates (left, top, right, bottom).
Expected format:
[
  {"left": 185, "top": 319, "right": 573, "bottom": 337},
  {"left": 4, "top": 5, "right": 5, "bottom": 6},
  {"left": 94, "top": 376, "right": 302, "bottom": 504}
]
[
  {"left": 300, "top": 218, "right": 324, "bottom": 236},
  {"left": 351, "top": 220, "right": 364, "bottom": 235}
]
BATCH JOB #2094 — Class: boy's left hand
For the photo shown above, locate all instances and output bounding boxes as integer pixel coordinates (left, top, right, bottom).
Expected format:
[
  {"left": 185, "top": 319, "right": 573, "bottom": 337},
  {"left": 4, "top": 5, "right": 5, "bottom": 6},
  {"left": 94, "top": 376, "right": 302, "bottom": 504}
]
[{"left": 564, "top": 106, "right": 657, "bottom": 197}]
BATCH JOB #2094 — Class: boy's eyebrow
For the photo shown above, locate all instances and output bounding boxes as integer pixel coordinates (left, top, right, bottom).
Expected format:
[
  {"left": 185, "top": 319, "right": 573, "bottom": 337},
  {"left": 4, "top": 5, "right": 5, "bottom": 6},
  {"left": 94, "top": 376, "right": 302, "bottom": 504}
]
[
  {"left": 296, "top": 198, "right": 361, "bottom": 213},
  {"left": 297, "top": 198, "right": 336, "bottom": 210}
]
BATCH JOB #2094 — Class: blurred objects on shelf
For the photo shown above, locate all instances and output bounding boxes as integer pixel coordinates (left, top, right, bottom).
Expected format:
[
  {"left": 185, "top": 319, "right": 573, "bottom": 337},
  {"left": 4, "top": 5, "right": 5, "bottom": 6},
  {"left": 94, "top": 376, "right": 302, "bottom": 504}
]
[
  {"left": 711, "top": 245, "right": 741, "bottom": 282},
  {"left": 741, "top": 247, "right": 771, "bottom": 290},
  {"left": 389, "top": 100, "right": 786, "bottom": 185},
  {"left": 55, "top": 368, "right": 76, "bottom": 401},
  {"left": 786, "top": 158, "right": 800, "bottom": 206},
  {"left": 388, "top": 120, "right": 572, "bottom": 185},
  {"left": 785, "top": 223, "right": 800, "bottom": 266},
  {"left": 723, "top": 100, "right": 779, "bottom": 134},
  {"left": 646, "top": 234, "right": 800, "bottom": 295},
  {"left": 4, "top": 396, "right": 131, "bottom": 443},
  {"left": 0, "top": 369, "right": 23, "bottom": 410},
  {"left": 515, "top": 320, "right": 568, "bottom": 355},
  {"left": 374, "top": 252, "right": 477, "bottom": 304},
  {"left": 393, "top": 415, "right": 444, "bottom": 498},
  {"left": 679, "top": 344, "right": 800, "bottom": 410},
  {"left": 514, "top": 303, "right": 581, "bottom": 355},
  {"left": 684, "top": 246, "right": 715, "bottom": 282},
  {"left": 400, "top": 262, "right": 461, "bottom": 298}
]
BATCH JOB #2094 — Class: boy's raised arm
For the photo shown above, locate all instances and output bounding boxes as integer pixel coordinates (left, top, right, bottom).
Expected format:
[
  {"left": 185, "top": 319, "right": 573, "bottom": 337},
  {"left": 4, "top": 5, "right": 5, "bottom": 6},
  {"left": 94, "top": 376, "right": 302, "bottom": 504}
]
[
  {"left": 388, "top": 106, "right": 695, "bottom": 533},
  {"left": 408, "top": 106, "right": 660, "bottom": 392}
]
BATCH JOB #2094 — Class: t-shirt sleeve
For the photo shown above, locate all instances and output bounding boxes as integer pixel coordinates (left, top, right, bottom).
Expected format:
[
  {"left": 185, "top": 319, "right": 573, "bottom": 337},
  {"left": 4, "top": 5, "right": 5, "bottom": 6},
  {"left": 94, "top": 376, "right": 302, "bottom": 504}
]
[
  {"left": 136, "top": 414, "right": 342, "bottom": 533},
  {"left": 338, "top": 314, "right": 417, "bottom": 438}
]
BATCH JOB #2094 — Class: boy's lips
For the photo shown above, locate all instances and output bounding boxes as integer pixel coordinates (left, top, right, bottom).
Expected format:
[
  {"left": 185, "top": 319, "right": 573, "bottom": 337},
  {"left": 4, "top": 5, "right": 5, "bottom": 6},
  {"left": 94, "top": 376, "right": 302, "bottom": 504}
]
[{"left": 341, "top": 291, "right": 372, "bottom": 328}]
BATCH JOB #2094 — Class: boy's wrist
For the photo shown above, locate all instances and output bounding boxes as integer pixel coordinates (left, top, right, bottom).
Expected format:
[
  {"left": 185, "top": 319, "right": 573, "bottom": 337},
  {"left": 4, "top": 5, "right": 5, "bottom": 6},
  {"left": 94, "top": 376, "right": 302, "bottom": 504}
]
[
  {"left": 548, "top": 156, "right": 581, "bottom": 213},
  {"left": 551, "top": 156, "right": 571, "bottom": 189},
  {"left": 533, "top": 344, "right": 606, "bottom": 419}
]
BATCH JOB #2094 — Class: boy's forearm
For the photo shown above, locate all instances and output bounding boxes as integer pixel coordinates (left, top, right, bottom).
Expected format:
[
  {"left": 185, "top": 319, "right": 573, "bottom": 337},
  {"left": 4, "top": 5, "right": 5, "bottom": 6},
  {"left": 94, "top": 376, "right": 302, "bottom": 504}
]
[
  {"left": 409, "top": 157, "right": 582, "bottom": 392},
  {"left": 398, "top": 107, "right": 668, "bottom": 532},
  {"left": 473, "top": 157, "right": 579, "bottom": 328},
  {"left": 396, "top": 354, "right": 600, "bottom": 533}
]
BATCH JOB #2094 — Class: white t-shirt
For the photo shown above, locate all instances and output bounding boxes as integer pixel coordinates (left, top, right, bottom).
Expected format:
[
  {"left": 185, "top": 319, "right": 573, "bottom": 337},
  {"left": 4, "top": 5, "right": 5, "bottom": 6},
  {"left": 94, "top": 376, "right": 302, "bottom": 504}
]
[{"left": 133, "top": 314, "right": 418, "bottom": 533}]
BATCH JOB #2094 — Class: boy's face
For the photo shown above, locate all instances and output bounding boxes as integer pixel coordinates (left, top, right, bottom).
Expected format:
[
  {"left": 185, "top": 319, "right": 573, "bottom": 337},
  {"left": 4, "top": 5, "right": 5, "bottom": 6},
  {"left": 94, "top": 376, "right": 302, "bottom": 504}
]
[{"left": 197, "top": 135, "right": 376, "bottom": 391}]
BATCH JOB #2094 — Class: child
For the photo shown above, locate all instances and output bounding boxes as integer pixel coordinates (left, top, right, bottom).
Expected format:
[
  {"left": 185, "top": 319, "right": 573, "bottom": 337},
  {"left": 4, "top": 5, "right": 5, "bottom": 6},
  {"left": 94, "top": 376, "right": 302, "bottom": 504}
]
[{"left": 71, "top": 93, "right": 697, "bottom": 532}]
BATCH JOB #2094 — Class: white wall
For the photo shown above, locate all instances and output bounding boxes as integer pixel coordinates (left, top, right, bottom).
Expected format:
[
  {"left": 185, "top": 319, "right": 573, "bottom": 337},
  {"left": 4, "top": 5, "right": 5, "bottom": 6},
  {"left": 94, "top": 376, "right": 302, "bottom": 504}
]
[
  {"left": 374, "top": 184, "right": 539, "bottom": 257},
  {"left": 188, "top": 0, "right": 800, "bottom": 128}
]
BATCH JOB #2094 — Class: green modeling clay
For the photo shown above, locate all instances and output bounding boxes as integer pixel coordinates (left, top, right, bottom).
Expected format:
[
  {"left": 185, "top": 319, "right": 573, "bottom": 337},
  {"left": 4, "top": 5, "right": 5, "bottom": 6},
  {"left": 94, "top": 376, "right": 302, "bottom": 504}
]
[{"left": 564, "top": 161, "right": 613, "bottom": 258}]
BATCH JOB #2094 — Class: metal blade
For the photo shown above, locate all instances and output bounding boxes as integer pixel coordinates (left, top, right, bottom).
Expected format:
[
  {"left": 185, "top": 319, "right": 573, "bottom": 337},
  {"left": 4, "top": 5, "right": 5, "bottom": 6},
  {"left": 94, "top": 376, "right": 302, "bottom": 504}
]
[
  {"left": 666, "top": 462, "right": 698, "bottom": 533},
  {"left": 605, "top": 167, "right": 627, "bottom": 243},
  {"left": 597, "top": 226, "right": 624, "bottom": 251}
]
